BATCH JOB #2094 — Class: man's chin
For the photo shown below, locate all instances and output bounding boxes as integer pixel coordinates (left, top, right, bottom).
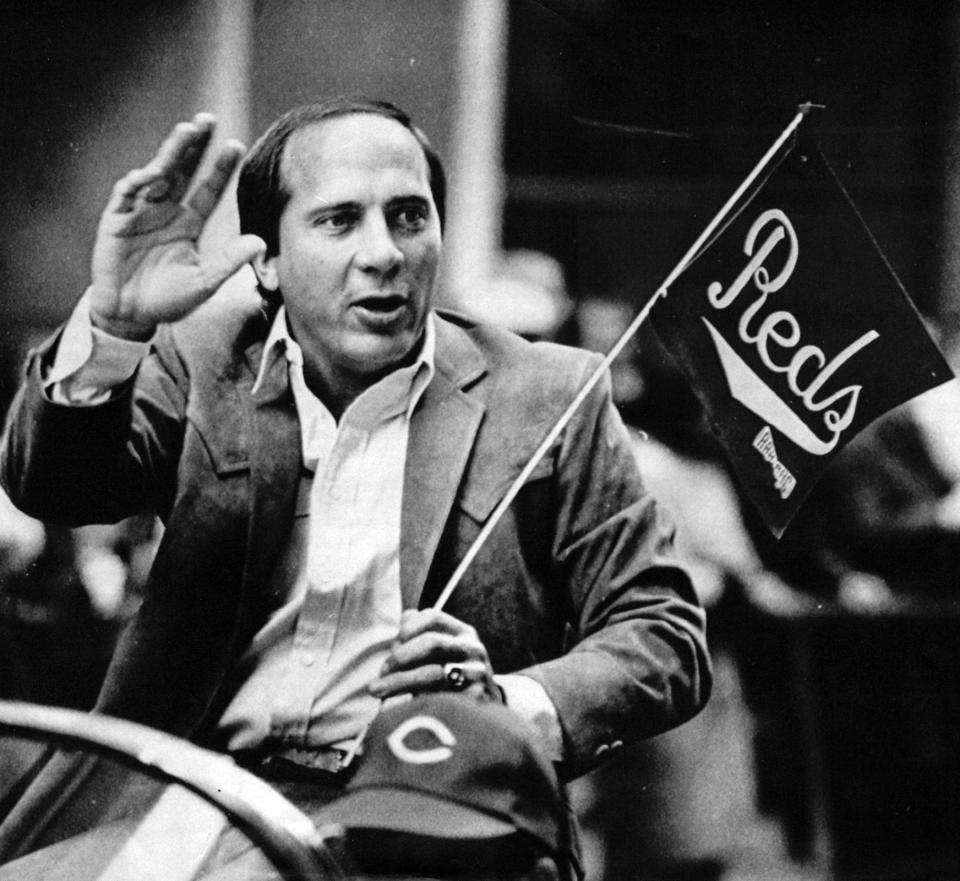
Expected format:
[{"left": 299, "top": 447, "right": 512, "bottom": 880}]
[{"left": 343, "top": 330, "right": 423, "bottom": 377}]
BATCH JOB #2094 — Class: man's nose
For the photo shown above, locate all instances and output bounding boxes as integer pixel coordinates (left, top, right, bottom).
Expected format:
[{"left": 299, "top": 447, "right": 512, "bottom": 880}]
[{"left": 355, "top": 213, "right": 403, "bottom": 274}]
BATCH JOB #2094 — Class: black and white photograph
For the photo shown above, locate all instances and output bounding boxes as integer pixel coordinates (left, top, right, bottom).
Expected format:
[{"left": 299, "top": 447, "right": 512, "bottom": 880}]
[{"left": 0, "top": 2, "right": 958, "bottom": 879}]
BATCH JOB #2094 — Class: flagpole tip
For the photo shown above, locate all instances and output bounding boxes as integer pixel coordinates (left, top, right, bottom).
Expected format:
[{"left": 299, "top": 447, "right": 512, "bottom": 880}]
[{"left": 798, "top": 102, "right": 827, "bottom": 116}]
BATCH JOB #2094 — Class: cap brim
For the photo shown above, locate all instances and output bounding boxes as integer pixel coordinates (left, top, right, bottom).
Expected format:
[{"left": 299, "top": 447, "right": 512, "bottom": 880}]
[{"left": 313, "top": 787, "right": 518, "bottom": 840}]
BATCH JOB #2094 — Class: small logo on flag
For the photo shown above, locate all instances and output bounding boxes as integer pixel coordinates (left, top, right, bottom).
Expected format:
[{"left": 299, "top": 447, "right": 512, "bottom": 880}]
[{"left": 752, "top": 426, "right": 796, "bottom": 499}]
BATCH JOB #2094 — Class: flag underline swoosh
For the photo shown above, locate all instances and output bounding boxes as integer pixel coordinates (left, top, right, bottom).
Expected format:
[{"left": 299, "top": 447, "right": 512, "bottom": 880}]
[{"left": 702, "top": 318, "right": 836, "bottom": 456}]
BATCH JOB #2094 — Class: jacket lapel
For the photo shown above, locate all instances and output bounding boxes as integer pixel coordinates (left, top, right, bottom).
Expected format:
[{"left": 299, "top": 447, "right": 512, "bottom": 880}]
[
  {"left": 400, "top": 317, "right": 486, "bottom": 608},
  {"left": 240, "top": 338, "right": 302, "bottom": 604}
]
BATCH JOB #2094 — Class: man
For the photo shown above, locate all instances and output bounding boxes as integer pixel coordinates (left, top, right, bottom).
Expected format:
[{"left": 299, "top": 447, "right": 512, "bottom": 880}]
[
  {"left": 0, "top": 98, "right": 710, "bottom": 860},
  {"left": 312, "top": 693, "right": 576, "bottom": 881}
]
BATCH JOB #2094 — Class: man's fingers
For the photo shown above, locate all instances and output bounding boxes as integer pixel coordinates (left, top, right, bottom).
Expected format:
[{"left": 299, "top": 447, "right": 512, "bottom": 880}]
[
  {"left": 107, "top": 167, "right": 169, "bottom": 215},
  {"left": 151, "top": 114, "right": 216, "bottom": 171},
  {"left": 110, "top": 115, "right": 216, "bottom": 215},
  {"left": 196, "top": 234, "right": 267, "bottom": 294},
  {"left": 438, "top": 660, "right": 491, "bottom": 690},
  {"left": 128, "top": 235, "right": 265, "bottom": 326},
  {"left": 381, "top": 631, "right": 479, "bottom": 674},
  {"left": 184, "top": 141, "right": 246, "bottom": 221},
  {"left": 103, "top": 115, "right": 220, "bottom": 217},
  {"left": 397, "top": 608, "right": 475, "bottom": 641},
  {"left": 149, "top": 114, "right": 217, "bottom": 205},
  {"left": 369, "top": 660, "right": 496, "bottom": 701},
  {"left": 369, "top": 665, "right": 443, "bottom": 698},
  {"left": 372, "top": 607, "right": 500, "bottom": 701}
]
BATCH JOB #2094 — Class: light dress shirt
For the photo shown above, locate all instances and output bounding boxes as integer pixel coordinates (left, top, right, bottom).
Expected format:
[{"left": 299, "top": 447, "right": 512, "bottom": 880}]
[
  {"left": 217, "top": 306, "right": 435, "bottom": 750},
  {"left": 45, "top": 292, "right": 564, "bottom": 758}
]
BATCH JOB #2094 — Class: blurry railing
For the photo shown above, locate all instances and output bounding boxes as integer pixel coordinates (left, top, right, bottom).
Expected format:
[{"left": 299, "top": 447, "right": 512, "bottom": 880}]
[{"left": 0, "top": 701, "right": 345, "bottom": 880}]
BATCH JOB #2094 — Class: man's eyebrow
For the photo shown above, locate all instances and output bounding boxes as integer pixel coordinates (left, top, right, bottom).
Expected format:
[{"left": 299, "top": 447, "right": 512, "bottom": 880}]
[
  {"left": 305, "top": 199, "right": 359, "bottom": 216},
  {"left": 386, "top": 194, "right": 432, "bottom": 210},
  {"left": 388, "top": 193, "right": 430, "bottom": 203}
]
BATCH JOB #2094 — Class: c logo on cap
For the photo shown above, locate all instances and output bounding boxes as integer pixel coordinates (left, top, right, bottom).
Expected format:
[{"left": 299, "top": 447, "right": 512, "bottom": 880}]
[{"left": 387, "top": 714, "right": 457, "bottom": 764}]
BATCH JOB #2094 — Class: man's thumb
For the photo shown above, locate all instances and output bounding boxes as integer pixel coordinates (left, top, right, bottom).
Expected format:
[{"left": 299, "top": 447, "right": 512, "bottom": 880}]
[{"left": 202, "top": 234, "right": 267, "bottom": 290}]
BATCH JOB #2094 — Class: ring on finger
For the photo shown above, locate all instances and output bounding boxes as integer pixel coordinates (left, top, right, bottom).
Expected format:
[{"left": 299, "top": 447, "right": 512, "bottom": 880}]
[{"left": 442, "top": 662, "right": 469, "bottom": 690}]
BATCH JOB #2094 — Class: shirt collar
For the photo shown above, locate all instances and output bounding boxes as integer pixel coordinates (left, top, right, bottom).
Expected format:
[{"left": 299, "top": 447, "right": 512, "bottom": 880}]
[
  {"left": 251, "top": 305, "right": 293, "bottom": 396},
  {"left": 251, "top": 305, "right": 436, "bottom": 422}
]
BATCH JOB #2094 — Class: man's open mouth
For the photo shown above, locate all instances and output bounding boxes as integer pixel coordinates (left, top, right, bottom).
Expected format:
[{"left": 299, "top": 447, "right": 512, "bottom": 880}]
[{"left": 354, "top": 295, "right": 408, "bottom": 314}]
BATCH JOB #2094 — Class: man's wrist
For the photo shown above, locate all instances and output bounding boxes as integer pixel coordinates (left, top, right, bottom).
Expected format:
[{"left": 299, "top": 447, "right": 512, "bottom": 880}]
[
  {"left": 43, "top": 291, "right": 150, "bottom": 404},
  {"left": 496, "top": 673, "right": 564, "bottom": 761},
  {"left": 89, "top": 308, "right": 155, "bottom": 342}
]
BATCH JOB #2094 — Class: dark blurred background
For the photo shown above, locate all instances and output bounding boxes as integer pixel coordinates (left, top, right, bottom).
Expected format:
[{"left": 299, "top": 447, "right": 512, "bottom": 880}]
[
  {"left": 0, "top": 1, "right": 955, "bottom": 382},
  {"left": 502, "top": 0, "right": 950, "bottom": 319}
]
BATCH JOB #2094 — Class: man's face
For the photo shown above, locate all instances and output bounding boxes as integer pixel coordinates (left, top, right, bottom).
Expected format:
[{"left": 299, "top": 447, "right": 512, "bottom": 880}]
[{"left": 256, "top": 113, "right": 442, "bottom": 393}]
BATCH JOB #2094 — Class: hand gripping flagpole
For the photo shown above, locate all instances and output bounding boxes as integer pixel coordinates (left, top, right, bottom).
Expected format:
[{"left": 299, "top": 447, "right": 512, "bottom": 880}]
[{"left": 343, "top": 105, "right": 815, "bottom": 764}]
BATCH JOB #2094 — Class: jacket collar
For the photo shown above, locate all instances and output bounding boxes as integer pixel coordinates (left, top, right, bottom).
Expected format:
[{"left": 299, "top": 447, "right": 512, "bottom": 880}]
[{"left": 400, "top": 314, "right": 487, "bottom": 607}]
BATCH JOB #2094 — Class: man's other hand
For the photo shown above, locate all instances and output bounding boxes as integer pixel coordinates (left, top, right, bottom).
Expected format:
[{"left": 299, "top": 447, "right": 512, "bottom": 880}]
[
  {"left": 370, "top": 609, "right": 504, "bottom": 703},
  {"left": 89, "top": 113, "right": 266, "bottom": 340}
]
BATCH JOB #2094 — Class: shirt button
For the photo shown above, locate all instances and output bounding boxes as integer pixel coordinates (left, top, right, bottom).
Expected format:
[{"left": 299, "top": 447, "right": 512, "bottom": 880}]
[
  {"left": 328, "top": 485, "right": 342, "bottom": 500},
  {"left": 300, "top": 652, "right": 316, "bottom": 667}
]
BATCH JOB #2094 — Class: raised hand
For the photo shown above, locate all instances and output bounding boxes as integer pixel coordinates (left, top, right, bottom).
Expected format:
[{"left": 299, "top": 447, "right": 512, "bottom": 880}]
[{"left": 89, "top": 113, "right": 266, "bottom": 340}]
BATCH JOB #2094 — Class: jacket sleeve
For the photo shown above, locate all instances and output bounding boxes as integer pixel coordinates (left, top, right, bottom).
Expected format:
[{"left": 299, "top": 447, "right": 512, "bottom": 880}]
[
  {"left": 519, "top": 360, "right": 712, "bottom": 779},
  {"left": 1, "top": 324, "right": 188, "bottom": 526}
]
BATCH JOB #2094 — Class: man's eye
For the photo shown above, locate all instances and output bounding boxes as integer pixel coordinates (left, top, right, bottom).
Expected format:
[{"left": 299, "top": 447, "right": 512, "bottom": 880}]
[
  {"left": 394, "top": 205, "right": 428, "bottom": 230},
  {"left": 317, "top": 212, "right": 356, "bottom": 231}
]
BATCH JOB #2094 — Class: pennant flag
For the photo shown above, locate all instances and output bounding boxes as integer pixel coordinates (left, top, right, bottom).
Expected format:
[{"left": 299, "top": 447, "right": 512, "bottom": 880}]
[{"left": 654, "top": 120, "right": 954, "bottom": 536}]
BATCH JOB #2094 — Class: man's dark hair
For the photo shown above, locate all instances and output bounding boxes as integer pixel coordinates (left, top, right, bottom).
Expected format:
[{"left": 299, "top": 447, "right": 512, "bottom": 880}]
[{"left": 237, "top": 96, "right": 446, "bottom": 302}]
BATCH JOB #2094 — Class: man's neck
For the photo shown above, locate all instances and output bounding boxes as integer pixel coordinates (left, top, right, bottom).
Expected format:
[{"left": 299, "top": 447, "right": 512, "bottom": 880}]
[
  {"left": 301, "top": 337, "right": 426, "bottom": 423},
  {"left": 301, "top": 364, "right": 366, "bottom": 422}
]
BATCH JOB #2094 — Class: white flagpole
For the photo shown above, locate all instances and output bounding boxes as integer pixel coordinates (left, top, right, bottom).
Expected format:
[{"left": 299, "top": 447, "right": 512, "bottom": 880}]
[{"left": 431, "top": 105, "right": 812, "bottom": 612}]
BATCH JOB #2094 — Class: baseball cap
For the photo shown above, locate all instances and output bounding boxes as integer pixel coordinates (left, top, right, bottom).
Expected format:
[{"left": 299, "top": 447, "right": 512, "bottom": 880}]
[{"left": 314, "top": 694, "right": 564, "bottom": 857}]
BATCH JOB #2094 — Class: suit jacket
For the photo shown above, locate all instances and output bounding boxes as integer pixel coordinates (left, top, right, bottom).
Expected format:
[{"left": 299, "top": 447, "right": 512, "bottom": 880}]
[{"left": 0, "top": 297, "right": 709, "bottom": 856}]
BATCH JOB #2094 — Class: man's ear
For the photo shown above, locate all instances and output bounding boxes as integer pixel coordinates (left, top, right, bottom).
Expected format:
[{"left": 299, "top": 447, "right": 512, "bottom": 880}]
[{"left": 252, "top": 251, "right": 280, "bottom": 293}]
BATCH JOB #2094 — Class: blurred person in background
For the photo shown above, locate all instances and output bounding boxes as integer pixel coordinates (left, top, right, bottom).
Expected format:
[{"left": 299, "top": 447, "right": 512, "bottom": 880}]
[
  {"left": 728, "top": 317, "right": 960, "bottom": 868},
  {"left": 0, "top": 486, "right": 155, "bottom": 710},
  {"left": 452, "top": 249, "right": 574, "bottom": 344},
  {"left": 747, "top": 363, "right": 960, "bottom": 614},
  {"left": 0, "top": 489, "right": 158, "bottom": 820}
]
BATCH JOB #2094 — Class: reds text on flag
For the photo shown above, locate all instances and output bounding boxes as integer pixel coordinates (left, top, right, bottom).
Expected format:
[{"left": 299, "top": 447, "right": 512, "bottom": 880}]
[{"left": 654, "top": 142, "right": 953, "bottom": 536}]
